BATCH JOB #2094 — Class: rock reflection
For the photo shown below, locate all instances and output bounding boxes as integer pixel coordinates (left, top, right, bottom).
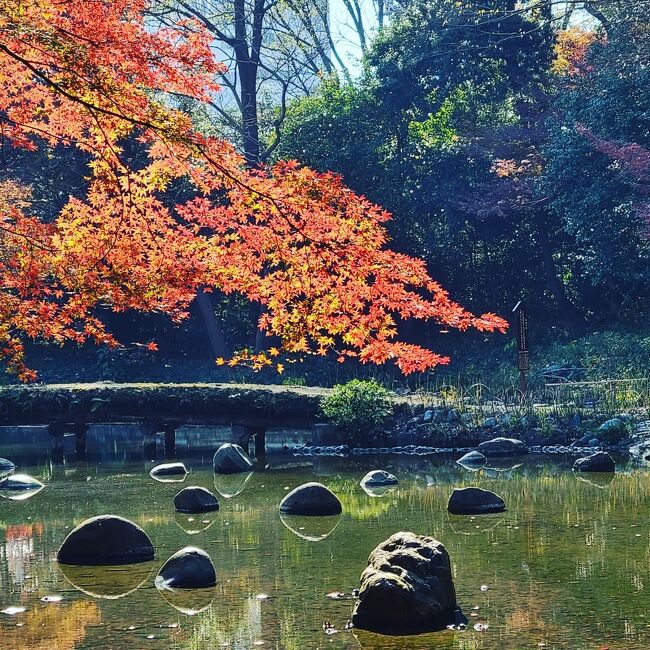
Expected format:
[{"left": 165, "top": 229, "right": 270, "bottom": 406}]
[
  {"left": 59, "top": 561, "right": 154, "bottom": 599},
  {"left": 447, "top": 512, "right": 505, "bottom": 536},
  {"left": 361, "top": 484, "right": 397, "bottom": 498},
  {"left": 353, "top": 628, "right": 457, "bottom": 648},
  {"left": 174, "top": 511, "right": 217, "bottom": 535},
  {"left": 213, "top": 470, "right": 253, "bottom": 498},
  {"left": 0, "top": 458, "right": 15, "bottom": 477},
  {"left": 149, "top": 473, "right": 187, "bottom": 484},
  {"left": 279, "top": 512, "right": 341, "bottom": 541},
  {"left": 575, "top": 473, "right": 615, "bottom": 489},
  {"left": 0, "top": 474, "right": 45, "bottom": 500},
  {"left": 156, "top": 585, "right": 216, "bottom": 615},
  {"left": 484, "top": 459, "right": 524, "bottom": 471},
  {"left": 482, "top": 461, "right": 523, "bottom": 479}
]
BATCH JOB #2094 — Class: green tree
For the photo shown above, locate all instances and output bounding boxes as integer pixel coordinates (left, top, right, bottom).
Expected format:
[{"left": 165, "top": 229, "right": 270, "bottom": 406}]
[
  {"left": 278, "top": 0, "right": 572, "bottom": 325},
  {"left": 540, "top": 1, "right": 650, "bottom": 322}
]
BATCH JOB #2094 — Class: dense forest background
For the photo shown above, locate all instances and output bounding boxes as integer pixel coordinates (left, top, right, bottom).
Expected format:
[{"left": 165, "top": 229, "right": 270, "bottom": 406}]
[{"left": 3, "top": 0, "right": 649, "bottom": 387}]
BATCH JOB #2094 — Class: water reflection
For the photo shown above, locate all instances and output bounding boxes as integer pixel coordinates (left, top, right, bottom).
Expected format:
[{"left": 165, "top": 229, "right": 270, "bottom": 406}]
[
  {"left": 484, "top": 459, "right": 524, "bottom": 471},
  {"left": 59, "top": 562, "right": 154, "bottom": 600},
  {"left": 174, "top": 511, "right": 217, "bottom": 535},
  {"left": 447, "top": 512, "right": 505, "bottom": 536},
  {"left": 1, "top": 439, "right": 649, "bottom": 650},
  {"left": 354, "top": 628, "right": 458, "bottom": 649},
  {"left": 361, "top": 484, "right": 397, "bottom": 498},
  {"left": 2, "top": 522, "right": 43, "bottom": 585},
  {"left": 0, "top": 601, "right": 101, "bottom": 650},
  {"left": 0, "top": 473, "right": 45, "bottom": 500},
  {"left": 213, "top": 470, "right": 253, "bottom": 498},
  {"left": 156, "top": 585, "right": 216, "bottom": 615},
  {"left": 480, "top": 461, "right": 524, "bottom": 481},
  {"left": 0, "top": 461, "right": 14, "bottom": 478},
  {"left": 575, "top": 473, "right": 616, "bottom": 488},
  {"left": 279, "top": 512, "right": 341, "bottom": 541}
]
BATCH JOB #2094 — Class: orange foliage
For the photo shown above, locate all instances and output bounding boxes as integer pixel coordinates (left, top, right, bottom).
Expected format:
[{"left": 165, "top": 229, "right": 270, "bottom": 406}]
[
  {"left": 0, "top": 0, "right": 507, "bottom": 381},
  {"left": 0, "top": 600, "right": 101, "bottom": 650},
  {"left": 552, "top": 28, "right": 599, "bottom": 77}
]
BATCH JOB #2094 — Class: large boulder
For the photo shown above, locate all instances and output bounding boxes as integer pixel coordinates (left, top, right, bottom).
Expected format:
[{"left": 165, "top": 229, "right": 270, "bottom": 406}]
[
  {"left": 477, "top": 437, "right": 528, "bottom": 457},
  {"left": 149, "top": 462, "right": 188, "bottom": 481},
  {"left": 279, "top": 482, "right": 342, "bottom": 516},
  {"left": 447, "top": 487, "right": 506, "bottom": 515},
  {"left": 155, "top": 546, "right": 216, "bottom": 589},
  {"left": 597, "top": 418, "right": 627, "bottom": 442},
  {"left": 174, "top": 486, "right": 219, "bottom": 514},
  {"left": 351, "top": 531, "right": 457, "bottom": 633},
  {"left": 573, "top": 451, "right": 615, "bottom": 473},
  {"left": 57, "top": 515, "right": 155, "bottom": 565},
  {"left": 0, "top": 473, "right": 44, "bottom": 500},
  {"left": 212, "top": 443, "right": 254, "bottom": 475},
  {"left": 360, "top": 470, "right": 398, "bottom": 488}
]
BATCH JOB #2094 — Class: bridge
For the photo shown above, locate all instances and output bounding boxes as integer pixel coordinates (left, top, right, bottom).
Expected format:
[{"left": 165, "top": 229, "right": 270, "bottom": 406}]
[{"left": 0, "top": 382, "right": 331, "bottom": 460}]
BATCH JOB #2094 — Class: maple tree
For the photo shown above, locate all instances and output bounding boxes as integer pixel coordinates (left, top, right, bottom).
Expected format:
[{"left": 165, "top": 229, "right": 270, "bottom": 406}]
[
  {"left": 552, "top": 28, "right": 599, "bottom": 78},
  {"left": 0, "top": 0, "right": 506, "bottom": 381}
]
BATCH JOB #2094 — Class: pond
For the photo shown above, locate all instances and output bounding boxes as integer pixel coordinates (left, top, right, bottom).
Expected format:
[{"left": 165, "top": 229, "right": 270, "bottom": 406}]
[{"left": 1, "top": 428, "right": 649, "bottom": 649}]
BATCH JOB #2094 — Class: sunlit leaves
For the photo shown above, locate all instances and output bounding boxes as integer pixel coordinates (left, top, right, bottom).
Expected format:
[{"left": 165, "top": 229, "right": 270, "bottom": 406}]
[{"left": 0, "top": 0, "right": 507, "bottom": 381}]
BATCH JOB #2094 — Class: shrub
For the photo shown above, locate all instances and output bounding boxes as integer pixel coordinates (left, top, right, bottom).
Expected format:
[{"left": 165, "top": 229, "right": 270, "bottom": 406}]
[{"left": 321, "top": 379, "right": 394, "bottom": 436}]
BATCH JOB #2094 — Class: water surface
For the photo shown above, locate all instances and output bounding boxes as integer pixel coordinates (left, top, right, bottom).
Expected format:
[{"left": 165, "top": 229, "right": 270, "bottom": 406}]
[{"left": 1, "top": 428, "right": 649, "bottom": 649}]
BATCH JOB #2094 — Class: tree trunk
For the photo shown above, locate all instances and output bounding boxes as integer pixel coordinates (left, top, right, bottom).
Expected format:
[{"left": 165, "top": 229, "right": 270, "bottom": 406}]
[
  {"left": 238, "top": 57, "right": 260, "bottom": 166},
  {"left": 196, "top": 288, "right": 229, "bottom": 358},
  {"left": 534, "top": 212, "right": 585, "bottom": 327}
]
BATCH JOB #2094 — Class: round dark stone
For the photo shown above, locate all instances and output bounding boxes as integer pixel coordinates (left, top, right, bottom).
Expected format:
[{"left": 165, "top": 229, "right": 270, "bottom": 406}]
[
  {"left": 279, "top": 482, "right": 342, "bottom": 516},
  {"left": 149, "top": 462, "right": 188, "bottom": 478},
  {"left": 360, "top": 470, "right": 398, "bottom": 488},
  {"left": 174, "top": 486, "right": 219, "bottom": 514},
  {"left": 573, "top": 451, "right": 615, "bottom": 473},
  {"left": 0, "top": 458, "right": 15, "bottom": 474},
  {"left": 57, "top": 515, "right": 155, "bottom": 566},
  {"left": 447, "top": 487, "right": 506, "bottom": 515},
  {"left": 213, "top": 443, "right": 254, "bottom": 475},
  {"left": 156, "top": 546, "right": 216, "bottom": 589},
  {"left": 477, "top": 437, "right": 528, "bottom": 457}
]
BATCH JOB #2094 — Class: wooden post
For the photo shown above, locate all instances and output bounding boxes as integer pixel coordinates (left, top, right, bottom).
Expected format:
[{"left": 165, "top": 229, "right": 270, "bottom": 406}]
[
  {"left": 163, "top": 424, "right": 176, "bottom": 459},
  {"left": 253, "top": 428, "right": 267, "bottom": 459},
  {"left": 74, "top": 423, "right": 89, "bottom": 458},
  {"left": 231, "top": 423, "right": 252, "bottom": 448},
  {"left": 141, "top": 421, "right": 158, "bottom": 460},
  {"left": 513, "top": 301, "right": 529, "bottom": 397},
  {"left": 49, "top": 422, "right": 66, "bottom": 464}
]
